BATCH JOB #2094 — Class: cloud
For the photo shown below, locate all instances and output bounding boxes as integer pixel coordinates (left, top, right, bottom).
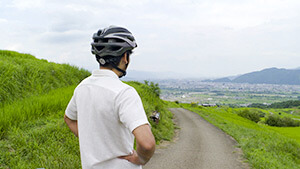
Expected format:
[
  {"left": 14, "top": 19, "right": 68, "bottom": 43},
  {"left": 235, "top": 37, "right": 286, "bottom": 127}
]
[
  {"left": 1, "top": 0, "right": 300, "bottom": 77},
  {"left": 10, "top": 0, "right": 45, "bottom": 9},
  {"left": 49, "top": 15, "right": 91, "bottom": 33},
  {"left": 39, "top": 30, "right": 87, "bottom": 44},
  {"left": 0, "top": 18, "right": 8, "bottom": 23},
  {"left": 5, "top": 44, "right": 24, "bottom": 51}
]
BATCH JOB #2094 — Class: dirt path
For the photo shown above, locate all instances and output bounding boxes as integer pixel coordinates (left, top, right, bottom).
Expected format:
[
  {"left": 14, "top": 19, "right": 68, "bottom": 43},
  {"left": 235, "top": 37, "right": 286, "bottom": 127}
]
[{"left": 144, "top": 108, "right": 250, "bottom": 169}]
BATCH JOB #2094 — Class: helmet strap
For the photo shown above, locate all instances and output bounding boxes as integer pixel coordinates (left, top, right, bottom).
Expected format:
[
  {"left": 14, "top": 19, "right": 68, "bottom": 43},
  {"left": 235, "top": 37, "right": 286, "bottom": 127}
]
[{"left": 110, "top": 62, "right": 126, "bottom": 78}]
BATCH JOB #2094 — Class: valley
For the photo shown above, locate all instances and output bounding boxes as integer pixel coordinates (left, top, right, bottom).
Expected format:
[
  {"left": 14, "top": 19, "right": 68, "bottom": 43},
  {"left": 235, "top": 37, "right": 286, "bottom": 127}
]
[{"left": 158, "top": 80, "right": 300, "bottom": 106}]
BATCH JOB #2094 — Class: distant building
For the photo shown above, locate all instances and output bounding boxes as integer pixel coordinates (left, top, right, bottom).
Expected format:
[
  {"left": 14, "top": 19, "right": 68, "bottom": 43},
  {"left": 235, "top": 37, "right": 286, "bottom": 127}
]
[
  {"left": 263, "top": 102, "right": 271, "bottom": 106},
  {"left": 239, "top": 103, "right": 251, "bottom": 107},
  {"left": 200, "top": 103, "right": 217, "bottom": 107}
]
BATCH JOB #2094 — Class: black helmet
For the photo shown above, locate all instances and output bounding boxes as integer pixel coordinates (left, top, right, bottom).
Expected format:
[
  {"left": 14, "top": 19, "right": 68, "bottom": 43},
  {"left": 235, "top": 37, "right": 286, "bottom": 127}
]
[{"left": 91, "top": 25, "right": 137, "bottom": 58}]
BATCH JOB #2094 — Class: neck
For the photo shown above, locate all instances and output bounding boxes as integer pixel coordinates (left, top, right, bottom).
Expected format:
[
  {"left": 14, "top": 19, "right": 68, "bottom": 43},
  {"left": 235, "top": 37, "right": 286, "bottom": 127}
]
[{"left": 100, "top": 67, "right": 123, "bottom": 77}]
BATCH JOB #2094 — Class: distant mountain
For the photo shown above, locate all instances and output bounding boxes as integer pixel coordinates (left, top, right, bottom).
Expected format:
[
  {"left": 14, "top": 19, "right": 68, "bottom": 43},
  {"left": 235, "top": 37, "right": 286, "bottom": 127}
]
[
  {"left": 232, "top": 68, "right": 300, "bottom": 85},
  {"left": 203, "top": 77, "right": 231, "bottom": 83},
  {"left": 294, "top": 67, "right": 300, "bottom": 70},
  {"left": 205, "top": 67, "right": 300, "bottom": 85}
]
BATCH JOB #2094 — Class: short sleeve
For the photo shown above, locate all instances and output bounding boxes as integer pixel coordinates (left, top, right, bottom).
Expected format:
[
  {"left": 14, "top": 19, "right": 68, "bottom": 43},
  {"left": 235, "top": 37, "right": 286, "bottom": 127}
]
[
  {"left": 116, "top": 87, "right": 149, "bottom": 132},
  {"left": 65, "top": 94, "right": 78, "bottom": 120}
]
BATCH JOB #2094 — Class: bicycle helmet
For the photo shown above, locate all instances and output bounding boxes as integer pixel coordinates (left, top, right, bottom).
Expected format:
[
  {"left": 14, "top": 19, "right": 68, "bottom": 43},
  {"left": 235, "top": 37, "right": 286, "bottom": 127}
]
[
  {"left": 91, "top": 26, "right": 137, "bottom": 78},
  {"left": 91, "top": 25, "right": 137, "bottom": 57}
]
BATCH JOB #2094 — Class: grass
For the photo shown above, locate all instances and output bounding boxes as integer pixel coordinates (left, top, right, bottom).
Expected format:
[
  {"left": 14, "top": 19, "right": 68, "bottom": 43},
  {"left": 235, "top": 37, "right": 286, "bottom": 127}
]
[
  {"left": 0, "top": 85, "right": 81, "bottom": 168},
  {"left": 0, "top": 50, "right": 174, "bottom": 168},
  {"left": 0, "top": 112, "right": 81, "bottom": 168},
  {"left": 125, "top": 81, "right": 174, "bottom": 143},
  {"left": 182, "top": 104, "right": 300, "bottom": 169},
  {"left": 0, "top": 53, "right": 174, "bottom": 168},
  {"left": 0, "top": 83, "right": 174, "bottom": 168},
  {"left": 0, "top": 50, "right": 90, "bottom": 104},
  {"left": 267, "top": 126, "right": 300, "bottom": 144},
  {"left": 0, "top": 85, "right": 76, "bottom": 139}
]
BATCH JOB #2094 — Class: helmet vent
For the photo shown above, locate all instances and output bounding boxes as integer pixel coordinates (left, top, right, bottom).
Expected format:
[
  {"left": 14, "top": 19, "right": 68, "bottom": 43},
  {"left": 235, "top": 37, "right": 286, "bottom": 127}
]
[
  {"left": 110, "top": 46, "right": 122, "bottom": 51},
  {"left": 95, "top": 46, "right": 105, "bottom": 51}
]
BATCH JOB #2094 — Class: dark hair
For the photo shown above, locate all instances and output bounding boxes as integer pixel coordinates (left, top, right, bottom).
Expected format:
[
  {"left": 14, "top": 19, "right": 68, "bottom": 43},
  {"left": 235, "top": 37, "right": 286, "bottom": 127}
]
[{"left": 96, "top": 50, "right": 132, "bottom": 68}]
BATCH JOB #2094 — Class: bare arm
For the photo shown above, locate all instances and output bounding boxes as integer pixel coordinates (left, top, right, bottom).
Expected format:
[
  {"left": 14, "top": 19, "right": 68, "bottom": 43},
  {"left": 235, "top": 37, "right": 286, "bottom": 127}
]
[
  {"left": 64, "top": 114, "right": 78, "bottom": 137},
  {"left": 134, "top": 124, "right": 156, "bottom": 164},
  {"left": 119, "top": 124, "right": 156, "bottom": 165}
]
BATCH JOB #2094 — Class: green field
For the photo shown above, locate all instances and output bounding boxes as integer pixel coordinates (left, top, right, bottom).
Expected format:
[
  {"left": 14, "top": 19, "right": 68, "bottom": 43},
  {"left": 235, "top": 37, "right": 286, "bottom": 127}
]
[
  {"left": 180, "top": 104, "right": 300, "bottom": 169},
  {"left": 0, "top": 50, "right": 174, "bottom": 168},
  {"left": 161, "top": 87, "right": 300, "bottom": 105}
]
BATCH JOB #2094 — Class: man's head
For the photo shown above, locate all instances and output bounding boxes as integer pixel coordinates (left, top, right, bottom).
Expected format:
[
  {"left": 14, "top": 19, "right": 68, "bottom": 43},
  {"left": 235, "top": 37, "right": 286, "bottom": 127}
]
[{"left": 91, "top": 26, "right": 137, "bottom": 78}]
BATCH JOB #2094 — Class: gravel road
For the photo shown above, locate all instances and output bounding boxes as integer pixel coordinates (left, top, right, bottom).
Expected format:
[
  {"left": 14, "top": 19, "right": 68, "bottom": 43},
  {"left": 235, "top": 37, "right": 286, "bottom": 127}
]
[{"left": 144, "top": 108, "right": 250, "bottom": 169}]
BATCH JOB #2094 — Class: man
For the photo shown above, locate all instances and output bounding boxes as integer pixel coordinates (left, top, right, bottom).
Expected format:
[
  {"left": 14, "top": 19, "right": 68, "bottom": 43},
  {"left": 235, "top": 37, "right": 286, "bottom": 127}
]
[{"left": 64, "top": 26, "right": 155, "bottom": 169}]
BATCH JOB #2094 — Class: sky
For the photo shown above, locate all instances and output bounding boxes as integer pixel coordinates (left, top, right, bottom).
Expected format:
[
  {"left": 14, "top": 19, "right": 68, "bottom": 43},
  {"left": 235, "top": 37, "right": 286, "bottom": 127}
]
[{"left": 1, "top": 0, "right": 300, "bottom": 78}]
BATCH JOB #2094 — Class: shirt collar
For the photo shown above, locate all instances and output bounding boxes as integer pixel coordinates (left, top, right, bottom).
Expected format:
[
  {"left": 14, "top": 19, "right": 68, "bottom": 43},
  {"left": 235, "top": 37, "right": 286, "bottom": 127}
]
[{"left": 92, "top": 69, "right": 119, "bottom": 79}]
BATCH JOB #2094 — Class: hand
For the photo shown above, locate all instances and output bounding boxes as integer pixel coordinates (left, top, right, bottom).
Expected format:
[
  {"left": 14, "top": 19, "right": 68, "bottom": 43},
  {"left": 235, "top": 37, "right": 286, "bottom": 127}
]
[{"left": 118, "top": 150, "right": 145, "bottom": 165}]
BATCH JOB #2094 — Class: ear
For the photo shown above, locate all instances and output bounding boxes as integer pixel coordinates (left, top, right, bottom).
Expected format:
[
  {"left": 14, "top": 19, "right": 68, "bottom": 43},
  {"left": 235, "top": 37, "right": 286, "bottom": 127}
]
[{"left": 122, "top": 52, "right": 129, "bottom": 64}]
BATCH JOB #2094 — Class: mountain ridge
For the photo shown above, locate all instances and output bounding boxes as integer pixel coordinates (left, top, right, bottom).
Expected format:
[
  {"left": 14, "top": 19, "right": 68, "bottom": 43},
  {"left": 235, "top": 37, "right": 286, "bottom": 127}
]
[{"left": 204, "top": 67, "right": 300, "bottom": 85}]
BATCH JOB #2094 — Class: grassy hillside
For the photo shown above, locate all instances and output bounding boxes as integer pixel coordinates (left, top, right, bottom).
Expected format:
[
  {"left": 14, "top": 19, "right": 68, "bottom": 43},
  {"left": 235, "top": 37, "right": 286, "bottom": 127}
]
[
  {"left": 0, "top": 51, "right": 174, "bottom": 168},
  {"left": 182, "top": 104, "right": 300, "bottom": 169},
  {"left": 0, "top": 86, "right": 81, "bottom": 168},
  {"left": 125, "top": 81, "right": 174, "bottom": 143},
  {"left": 0, "top": 50, "right": 90, "bottom": 104}
]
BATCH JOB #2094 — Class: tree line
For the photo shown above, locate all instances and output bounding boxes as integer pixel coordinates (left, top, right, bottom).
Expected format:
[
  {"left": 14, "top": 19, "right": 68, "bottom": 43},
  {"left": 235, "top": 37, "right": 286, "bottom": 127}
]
[{"left": 249, "top": 100, "right": 300, "bottom": 109}]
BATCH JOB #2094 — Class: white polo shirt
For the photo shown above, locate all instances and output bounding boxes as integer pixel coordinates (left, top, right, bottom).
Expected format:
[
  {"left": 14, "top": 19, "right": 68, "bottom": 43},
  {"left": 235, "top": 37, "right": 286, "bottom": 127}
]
[{"left": 65, "top": 69, "right": 149, "bottom": 169}]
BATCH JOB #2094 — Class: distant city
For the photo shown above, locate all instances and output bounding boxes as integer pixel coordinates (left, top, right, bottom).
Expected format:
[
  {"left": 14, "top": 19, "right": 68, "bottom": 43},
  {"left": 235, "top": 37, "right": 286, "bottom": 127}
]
[
  {"left": 155, "top": 80, "right": 300, "bottom": 106},
  {"left": 124, "top": 67, "right": 300, "bottom": 106}
]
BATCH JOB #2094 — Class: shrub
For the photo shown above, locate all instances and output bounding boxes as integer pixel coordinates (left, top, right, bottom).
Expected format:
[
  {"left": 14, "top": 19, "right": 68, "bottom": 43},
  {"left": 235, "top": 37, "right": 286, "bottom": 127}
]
[
  {"left": 191, "top": 102, "right": 198, "bottom": 107},
  {"left": 265, "top": 114, "right": 281, "bottom": 126},
  {"left": 269, "top": 100, "right": 300, "bottom": 108},
  {"left": 125, "top": 81, "right": 174, "bottom": 143},
  {"left": 248, "top": 103, "right": 267, "bottom": 109},
  {"left": 265, "top": 114, "right": 300, "bottom": 127},
  {"left": 237, "top": 109, "right": 261, "bottom": 123},
  {"left": 256, "top": 110, "right": 266, "bottom": 117},
  {"left": 143, "top": 81, "right": 160, "bottom": 97}
]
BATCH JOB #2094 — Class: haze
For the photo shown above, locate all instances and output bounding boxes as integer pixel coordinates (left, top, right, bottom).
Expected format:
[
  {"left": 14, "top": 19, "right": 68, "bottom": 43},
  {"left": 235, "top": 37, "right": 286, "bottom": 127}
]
[{"left": 1, "top": 0, "right": 300, "bottom": 78}]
